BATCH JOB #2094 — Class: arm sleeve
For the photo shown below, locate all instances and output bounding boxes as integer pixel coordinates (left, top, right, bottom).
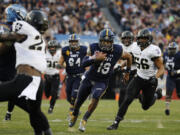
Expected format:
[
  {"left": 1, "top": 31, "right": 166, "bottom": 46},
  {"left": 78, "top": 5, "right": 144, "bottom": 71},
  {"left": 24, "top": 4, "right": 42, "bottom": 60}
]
[{"left": 82, "top": 56, "right": 95, "bottom": 68}]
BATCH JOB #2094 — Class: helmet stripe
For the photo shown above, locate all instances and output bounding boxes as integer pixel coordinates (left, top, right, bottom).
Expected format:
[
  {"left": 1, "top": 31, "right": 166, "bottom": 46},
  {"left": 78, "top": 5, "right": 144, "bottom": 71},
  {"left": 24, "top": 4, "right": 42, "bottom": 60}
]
[{"left": 106, "top": 29, "right": 109, "bottom": 37}]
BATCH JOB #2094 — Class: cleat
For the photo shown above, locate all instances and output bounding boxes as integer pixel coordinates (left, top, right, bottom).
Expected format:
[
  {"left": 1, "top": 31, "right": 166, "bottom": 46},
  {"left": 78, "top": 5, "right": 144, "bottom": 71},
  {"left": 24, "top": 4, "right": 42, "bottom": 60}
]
[
  {"left": 48, "top": 107, "right": 53, "bottom": 114},
  {"left": 165, "top": 109, "right": 170, "bottom": 116},
  {"left": 79, "top": 120, "right": 87, "bottom": 132},
  {"left": 5, "top": 113, "right": 11, "bottom": 121},
  {"left": 156, "top": 88, "right": 162, "bottom": 99},
  {"left": 69, "top": 115, "right": 78, "bottom": 127},
  {"left": 107, "top": 121, "right": 118, "bottom": 130}
]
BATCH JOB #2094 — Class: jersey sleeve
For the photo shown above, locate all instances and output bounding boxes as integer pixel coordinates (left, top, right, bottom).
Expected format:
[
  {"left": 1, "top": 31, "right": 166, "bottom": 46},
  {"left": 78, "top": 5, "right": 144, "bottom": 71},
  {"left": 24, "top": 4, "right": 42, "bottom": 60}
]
[{"left": 151, "top": 46, "right": 162, "bottom": 59}]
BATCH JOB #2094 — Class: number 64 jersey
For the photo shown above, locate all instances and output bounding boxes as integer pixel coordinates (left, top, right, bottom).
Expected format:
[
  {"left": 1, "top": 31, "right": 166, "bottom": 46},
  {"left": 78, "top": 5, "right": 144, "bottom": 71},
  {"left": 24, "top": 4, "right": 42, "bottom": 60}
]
[
  {"left": 12, "top": 20, "right": 47, "bottom": 73},
  {"left": 132, "top": 43, "right": 162, "bottom": 80}
]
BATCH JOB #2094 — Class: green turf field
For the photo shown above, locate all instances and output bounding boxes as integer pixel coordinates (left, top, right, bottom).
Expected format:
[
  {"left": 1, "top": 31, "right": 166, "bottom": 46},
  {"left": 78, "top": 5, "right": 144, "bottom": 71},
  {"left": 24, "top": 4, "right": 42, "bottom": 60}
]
[{"left": 0, "top": 99, "right": 180, "bottom": 135}]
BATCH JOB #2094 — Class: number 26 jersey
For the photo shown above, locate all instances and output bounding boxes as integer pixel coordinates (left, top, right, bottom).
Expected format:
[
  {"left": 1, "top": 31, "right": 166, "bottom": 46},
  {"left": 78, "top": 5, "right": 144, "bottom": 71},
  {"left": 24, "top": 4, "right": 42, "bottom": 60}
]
[
  {"left": 12, "top": 21, "right": 46, "bottom": 73},
  {"left": 132, "top": 44, "right": 162, "bottom": 80}
]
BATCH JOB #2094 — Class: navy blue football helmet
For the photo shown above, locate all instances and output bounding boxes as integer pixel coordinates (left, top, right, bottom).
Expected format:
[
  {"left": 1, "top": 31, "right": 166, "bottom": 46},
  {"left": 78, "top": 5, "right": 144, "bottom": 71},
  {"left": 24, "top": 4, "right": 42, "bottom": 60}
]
[
  {"left": 99, "top": 29, "right": 114, "bottom": 52},
  {"left": 68, "top": 34, "right": 80, "bottom": 50},
  {"left": 5, "top": 4, "right": 27, "bottom": 23},
  {"left": 168, "top": 42, "right": 178, "bottom": 56}
]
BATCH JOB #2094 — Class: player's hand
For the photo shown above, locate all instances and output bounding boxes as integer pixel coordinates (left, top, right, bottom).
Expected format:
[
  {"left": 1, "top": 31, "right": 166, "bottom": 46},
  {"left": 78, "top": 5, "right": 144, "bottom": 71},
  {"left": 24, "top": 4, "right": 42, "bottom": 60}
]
[
  {"left": 94, "top": 51, "right": 106, "bottom": 61},
  {"left": 149, "top": 76, "right": 157, "bottom": 87},
  {"left": 170, "top": 70, "right": 177, "bottom": 77},
  {"left": 123, "top": 73, "right": 129, "bottom": 83}
]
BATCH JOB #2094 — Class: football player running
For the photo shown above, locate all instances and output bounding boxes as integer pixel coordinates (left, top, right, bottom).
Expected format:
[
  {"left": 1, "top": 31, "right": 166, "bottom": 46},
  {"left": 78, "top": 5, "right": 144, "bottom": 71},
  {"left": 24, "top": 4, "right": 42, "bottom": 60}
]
[
  {"left": 107, "top": 28, "right": 164, "bottom": 130},
  {"left": 0, "top": 9, "right": 53, "bottom": 135},
  {"left": 68, "top": 29, "right": 132, "bottom": 132},
  {"left": 44, "top": 40, "right": 61, "bottom": 114},
  {"left": 164, "top": 42, "right": 180, "bottom": 115},
  {"left": 0, "top": 4, "right": 23, "bottom": 121},
  {"left": 59, "top": 34, "right": 87, "bottom": 118},
  {"left": 115, "top": 31, "right": 137, "bottom": 108}
]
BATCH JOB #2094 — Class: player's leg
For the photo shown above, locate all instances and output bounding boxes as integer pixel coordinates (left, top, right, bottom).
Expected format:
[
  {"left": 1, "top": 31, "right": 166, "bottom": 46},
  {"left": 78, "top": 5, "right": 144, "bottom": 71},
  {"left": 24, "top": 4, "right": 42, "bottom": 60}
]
[
  {"left": 5, "top": 101, "right": 15, "bottom": 120},
  {"left": 175, "top": 78, "right": 180, "bottom": 98},
  {"left": 107, "top": 76, "right": 141, "bottom": 130},
  {"left": 69, "top": 78, "right": 92, "bottom": 127},
  {"left": 48, "top": 74, "right": 60, "bottom": 114},
  {"left": 165, "top": 76, "right": 175, "bottom": 115},
  {"left": 65, "top": 76, "right": 73, "bottom": 104},
  {"left": 44, "top": 75, "right": 51, "bottom": 98},
  {"left": 79, "top": 81, "right": 107, "bottom": 132},
  {"left": 70, "top": 77, "right": 81, "bottom": 113},
  {"left": 118, "top": 79, "right": 126, "bottom": 107}
]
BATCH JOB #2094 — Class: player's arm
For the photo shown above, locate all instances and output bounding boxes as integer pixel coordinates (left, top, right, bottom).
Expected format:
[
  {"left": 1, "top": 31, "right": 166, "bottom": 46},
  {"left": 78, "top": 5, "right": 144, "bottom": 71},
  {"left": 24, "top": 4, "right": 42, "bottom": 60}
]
[
  {"left": 0, "top": 32, "right": 27, "bottom": 43},
  {"left": 121, "top": 51, "right": 132, "bottom": 71},
  {"left": 82, "top": 51, "right": 106, "bottom": 68},
  {"left": 154, "top": 56, "right": 165, "bottom": 78},
  {"left": 58, "top": 55, "right": 66, "bottom": 68}
]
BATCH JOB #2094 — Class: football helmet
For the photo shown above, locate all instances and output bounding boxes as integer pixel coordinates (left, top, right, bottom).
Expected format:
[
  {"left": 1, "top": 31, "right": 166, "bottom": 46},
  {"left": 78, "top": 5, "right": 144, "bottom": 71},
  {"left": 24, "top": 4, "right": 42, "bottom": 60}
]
[
  {"left": 26, "top": 10, "right": 48, "bottom": 34},
  {"left": 168, "top": 42, "right": 178, "bottom": 56},
  {"left": 99, "top": 29, "right": 114, "bottom": 52},
  {"left": 48, "top": 40, "right": 61, "bottom": 54},
  {"left": 121, "top": 31, "right": 134, "bottom": 46},
  {"left": 68, "top": 34, "right": 80, "bottom": 50},
  {"left": 136, "top": 28, "right": 152, "bottom": 48},
  {"left": 5, "top": 4, "right": 27, "bottom": 23}
]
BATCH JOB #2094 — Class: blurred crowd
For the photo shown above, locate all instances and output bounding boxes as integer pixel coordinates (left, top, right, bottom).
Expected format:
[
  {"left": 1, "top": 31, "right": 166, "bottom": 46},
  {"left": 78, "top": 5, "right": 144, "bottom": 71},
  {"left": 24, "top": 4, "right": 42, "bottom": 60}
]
[
  {"left": 109, "top": 0, "right": 180, "bottom": 51},
  {"left": 0, "top": 0, "right": 180, "bottom": 51},
  {"left": 0, "top": 0, "right": 111, "bottom": 40}
]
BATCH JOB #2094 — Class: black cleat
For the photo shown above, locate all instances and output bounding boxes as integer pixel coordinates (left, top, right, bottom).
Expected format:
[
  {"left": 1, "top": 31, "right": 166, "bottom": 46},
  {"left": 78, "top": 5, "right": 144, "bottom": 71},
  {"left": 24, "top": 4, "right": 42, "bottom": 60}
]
[
  {"left": 5, "top": 113, "right": 11, "bottom": 121},
  {"left": 48, "top": 107, "right": 53, "bottom": 114},
  {"left": 165, "top": 109, "right": 170, "bottom": 116},
  {"left": 107, "top": 122, "right": 118, "bottom": 130},
  {"left": 156, "top": 88, "right": 162, "bottom": 99}
]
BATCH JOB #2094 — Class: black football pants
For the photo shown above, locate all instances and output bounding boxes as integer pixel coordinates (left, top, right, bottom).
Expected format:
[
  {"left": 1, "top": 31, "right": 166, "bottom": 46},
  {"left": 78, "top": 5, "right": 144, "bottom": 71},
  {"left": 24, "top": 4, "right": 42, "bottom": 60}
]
[
  {"left": 0, "top": 74, "right": 50, "bottom": 134},
  {"left": 117, "top": 75, "right": 157, "bottom": 119}
]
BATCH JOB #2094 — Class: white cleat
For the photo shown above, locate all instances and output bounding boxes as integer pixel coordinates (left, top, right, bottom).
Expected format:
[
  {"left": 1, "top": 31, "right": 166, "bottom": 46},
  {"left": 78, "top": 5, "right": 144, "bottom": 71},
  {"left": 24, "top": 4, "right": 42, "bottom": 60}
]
[{"left": 79, "top": 119, "right": 87, "bottom": 132}]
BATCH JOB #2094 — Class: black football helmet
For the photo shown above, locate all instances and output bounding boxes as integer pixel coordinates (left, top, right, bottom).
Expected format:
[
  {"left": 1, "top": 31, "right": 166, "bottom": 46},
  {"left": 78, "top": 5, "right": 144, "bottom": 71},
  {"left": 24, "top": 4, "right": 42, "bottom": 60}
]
[
  {"left": 136, "top": 28, "right": 153, "bottom": 48},
  {"left": 168, "top": 42, "right": 178, "bottom": 56},
  {"left": 26, "top": 10, "right": 48, "bottom": 34},
  {"left": 121, "top": 31, "right": 134, "bottom": 46},
  {"left": 48, "top": 40, "right": 61, "bottom": 54},
  {"left": 68, "top": 34, "right": 80, "bottom": 50},
  {"left": 99, "top": 29, "right": 114, "bottom": 52}
]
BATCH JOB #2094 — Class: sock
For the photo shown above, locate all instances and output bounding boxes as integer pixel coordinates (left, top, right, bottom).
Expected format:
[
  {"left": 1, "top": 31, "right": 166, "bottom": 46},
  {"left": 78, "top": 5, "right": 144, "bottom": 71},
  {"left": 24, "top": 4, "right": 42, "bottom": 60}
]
[
  {"left": 83, "top": 111, "right": 91, "bottom": 121},
  {"left": 7, "top": 111, "right": 12, "bottom": 114},
  {"left": 165, "top": 101, "right": 170, "bottom": 110}
]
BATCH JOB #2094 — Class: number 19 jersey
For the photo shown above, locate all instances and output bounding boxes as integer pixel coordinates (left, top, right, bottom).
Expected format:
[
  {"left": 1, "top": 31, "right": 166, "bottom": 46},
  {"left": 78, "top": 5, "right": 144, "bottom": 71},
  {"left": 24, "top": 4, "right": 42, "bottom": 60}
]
[
  {"left": 86, "top": 43, "right": 123, "bottom": 82},
  {"left": 12, "top": 21, "right": 46, "bottom": 73},
  {"left": 132, "top": 44, "right": 162, "bottom": 80}
]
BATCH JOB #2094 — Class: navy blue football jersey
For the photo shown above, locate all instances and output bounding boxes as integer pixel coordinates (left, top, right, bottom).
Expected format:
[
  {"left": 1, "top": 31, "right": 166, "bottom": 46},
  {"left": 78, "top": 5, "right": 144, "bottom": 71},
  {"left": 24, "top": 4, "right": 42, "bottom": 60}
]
[
  {"left": 163, "top": 51, "right": 175, "bottom": 75},
  {"left": 163, "top": 51, "right": 180, "bottom": 76},
  {"left": 85, "top": 43, "right": 123, "bottom": 82},
  {"left": 62, "top": 45, "right": 87, "bottom": 75},
  {"left": 174, "top": 51, "right": 180, "bottom": 71},
  {"left": 0, "top": 23, "right": 16, "bottom": 81}
]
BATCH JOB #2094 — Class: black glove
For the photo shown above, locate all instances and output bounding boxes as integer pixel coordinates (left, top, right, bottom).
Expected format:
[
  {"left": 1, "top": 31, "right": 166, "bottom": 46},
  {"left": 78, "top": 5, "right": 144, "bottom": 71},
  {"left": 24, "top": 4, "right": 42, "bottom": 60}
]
[
  {"left": 114, "top": 65, "right": 122, "bottom": 73},
  {"left": 149, "top": 76, "right": 158, "bottom": 87}
]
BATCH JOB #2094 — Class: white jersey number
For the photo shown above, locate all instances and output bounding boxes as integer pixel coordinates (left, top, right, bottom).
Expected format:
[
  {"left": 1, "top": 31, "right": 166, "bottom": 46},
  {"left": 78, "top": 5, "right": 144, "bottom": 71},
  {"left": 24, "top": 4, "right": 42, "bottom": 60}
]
[
  {"left": 97, "top": 62, "right": 111, "bottom": 74},
  {"left": 68, "top": 58, "right": 81, "bottom": 67}
]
